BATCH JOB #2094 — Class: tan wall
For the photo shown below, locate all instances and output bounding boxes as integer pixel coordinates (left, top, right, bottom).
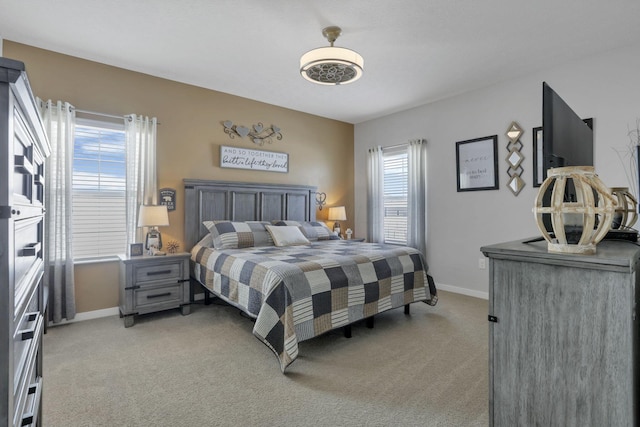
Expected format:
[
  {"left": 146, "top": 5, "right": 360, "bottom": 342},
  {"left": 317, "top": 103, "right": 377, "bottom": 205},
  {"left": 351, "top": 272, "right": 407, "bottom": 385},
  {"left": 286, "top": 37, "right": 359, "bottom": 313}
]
[{"left": 5, "top": 40, "right": 355, "bottom": 314}]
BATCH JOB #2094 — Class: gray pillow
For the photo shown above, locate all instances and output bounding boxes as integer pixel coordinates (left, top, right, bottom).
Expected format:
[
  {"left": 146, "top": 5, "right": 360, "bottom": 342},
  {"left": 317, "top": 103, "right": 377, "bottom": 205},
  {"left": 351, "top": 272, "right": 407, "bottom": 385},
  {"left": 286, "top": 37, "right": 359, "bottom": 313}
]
[{"left": 203, "top": 220, "right": 274, "bottom": 249}]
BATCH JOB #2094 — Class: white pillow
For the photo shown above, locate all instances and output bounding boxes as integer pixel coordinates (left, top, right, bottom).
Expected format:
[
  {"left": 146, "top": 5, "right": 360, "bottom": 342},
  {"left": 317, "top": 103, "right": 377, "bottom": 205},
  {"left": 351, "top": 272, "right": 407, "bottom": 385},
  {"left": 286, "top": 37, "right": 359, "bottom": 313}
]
[{"left": 265, "top": 225, "right": 311, "bottom": 247}]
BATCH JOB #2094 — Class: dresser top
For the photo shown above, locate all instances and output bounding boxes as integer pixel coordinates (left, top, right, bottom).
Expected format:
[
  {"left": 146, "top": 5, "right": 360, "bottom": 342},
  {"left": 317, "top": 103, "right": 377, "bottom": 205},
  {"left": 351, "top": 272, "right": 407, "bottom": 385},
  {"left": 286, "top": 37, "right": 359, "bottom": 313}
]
[{"left": 481, "top": 237, "right": 640, "bottom": 273}]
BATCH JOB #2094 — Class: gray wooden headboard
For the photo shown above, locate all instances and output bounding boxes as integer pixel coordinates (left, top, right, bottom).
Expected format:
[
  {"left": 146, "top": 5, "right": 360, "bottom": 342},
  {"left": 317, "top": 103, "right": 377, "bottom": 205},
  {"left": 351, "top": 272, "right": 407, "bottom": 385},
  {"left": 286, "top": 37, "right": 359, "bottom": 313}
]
[{"left": 183, "top": 179, "right": 317, "bottom": 249}]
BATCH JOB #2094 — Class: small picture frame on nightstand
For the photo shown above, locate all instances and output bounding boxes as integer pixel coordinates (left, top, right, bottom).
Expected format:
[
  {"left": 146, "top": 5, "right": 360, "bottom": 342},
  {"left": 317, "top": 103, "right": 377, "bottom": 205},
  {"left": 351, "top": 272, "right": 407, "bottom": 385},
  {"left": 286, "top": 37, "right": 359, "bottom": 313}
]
[{"left": 129, "top": 243, "right": 144, "bottom": 257}]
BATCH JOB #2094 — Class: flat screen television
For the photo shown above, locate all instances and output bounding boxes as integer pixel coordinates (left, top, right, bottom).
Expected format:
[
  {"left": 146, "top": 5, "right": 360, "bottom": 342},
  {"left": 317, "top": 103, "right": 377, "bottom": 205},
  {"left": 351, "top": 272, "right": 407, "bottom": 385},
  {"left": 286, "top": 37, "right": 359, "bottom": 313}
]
[
  {"left": 540, "top": 82, "right": 594, "bottom": 237},
  {"left": 542, "top": 81, "right": 594, "bottom": 182}
]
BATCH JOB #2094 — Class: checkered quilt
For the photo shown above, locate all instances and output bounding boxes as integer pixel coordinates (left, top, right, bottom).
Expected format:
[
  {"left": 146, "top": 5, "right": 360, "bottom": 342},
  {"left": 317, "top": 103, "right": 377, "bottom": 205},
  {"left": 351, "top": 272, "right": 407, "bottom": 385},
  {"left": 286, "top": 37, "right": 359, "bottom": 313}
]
[{"left": 191, "top": 238, "right": 438, "bottom": 372}]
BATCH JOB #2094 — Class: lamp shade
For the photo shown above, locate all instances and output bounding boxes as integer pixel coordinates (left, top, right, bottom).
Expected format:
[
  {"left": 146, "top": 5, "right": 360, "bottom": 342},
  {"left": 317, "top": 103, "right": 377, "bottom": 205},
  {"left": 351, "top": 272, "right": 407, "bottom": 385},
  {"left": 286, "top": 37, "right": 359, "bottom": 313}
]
[
  {"left": 328, "top": 206, "right": 347, "bottom": 221},
  {"left": 138, "top": 205, "right": 169, "bottom": 227}
]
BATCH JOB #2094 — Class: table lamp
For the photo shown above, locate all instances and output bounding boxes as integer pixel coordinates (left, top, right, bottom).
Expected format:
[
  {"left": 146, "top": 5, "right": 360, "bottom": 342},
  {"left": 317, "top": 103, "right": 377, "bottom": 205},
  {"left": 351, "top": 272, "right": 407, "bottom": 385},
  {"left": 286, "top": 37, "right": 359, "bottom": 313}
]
[
  {"left": 328, "top": 206, "right": 346, "bottom": 236},
  {"left": 138, "top": 204, "right": 169, "bottom": 250}
]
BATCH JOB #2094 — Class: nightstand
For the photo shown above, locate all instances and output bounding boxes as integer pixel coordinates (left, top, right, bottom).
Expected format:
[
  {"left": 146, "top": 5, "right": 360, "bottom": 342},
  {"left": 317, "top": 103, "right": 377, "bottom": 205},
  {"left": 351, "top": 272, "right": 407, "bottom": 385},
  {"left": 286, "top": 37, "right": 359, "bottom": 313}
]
[{"left": 118, "top": 252, "right": 191, "bottom": 327}]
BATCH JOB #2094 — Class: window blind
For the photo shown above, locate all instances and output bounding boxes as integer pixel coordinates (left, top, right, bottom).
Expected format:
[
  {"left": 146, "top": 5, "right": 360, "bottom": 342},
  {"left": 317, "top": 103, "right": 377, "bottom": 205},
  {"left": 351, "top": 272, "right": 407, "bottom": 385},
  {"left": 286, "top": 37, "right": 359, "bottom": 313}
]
[
  {"left": 72, "top": 119, "right": 127, "bottom": 259},
  {"left": 383, "top": 149, "right": 408, "bottom": 245}
]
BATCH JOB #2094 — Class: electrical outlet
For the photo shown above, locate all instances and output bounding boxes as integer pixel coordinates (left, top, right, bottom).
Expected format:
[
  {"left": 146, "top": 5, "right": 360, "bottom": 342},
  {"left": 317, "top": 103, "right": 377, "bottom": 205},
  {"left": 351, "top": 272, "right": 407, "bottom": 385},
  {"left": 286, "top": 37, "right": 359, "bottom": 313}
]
[{"left": 478, "top": 258, "right": 486, "bottom": 269}]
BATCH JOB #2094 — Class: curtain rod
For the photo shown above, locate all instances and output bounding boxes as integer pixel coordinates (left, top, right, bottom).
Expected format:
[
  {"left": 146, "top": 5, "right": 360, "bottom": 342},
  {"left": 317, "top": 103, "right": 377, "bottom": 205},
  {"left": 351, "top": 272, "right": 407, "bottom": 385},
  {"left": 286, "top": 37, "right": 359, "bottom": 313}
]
[
  {"left": 74, "top": 107, "right": 161, "bottom": 124},
  {"left": 370, "top": 139, "right": 425, "bottom": 152},
  {"left": 74, "top": 108, "right": 123, "bottom": 121},
  {"left": 368, "top": 142, "right": 408, "bottom": 153}
]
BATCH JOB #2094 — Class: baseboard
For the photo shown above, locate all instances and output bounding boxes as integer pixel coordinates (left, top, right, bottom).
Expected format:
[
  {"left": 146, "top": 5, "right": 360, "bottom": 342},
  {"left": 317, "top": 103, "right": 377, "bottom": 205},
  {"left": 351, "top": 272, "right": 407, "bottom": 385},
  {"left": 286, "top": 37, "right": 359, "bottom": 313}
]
[
  {"left": 436, "top": 283, "right": 488, "bottom": 300},
  {"left": 48, "top": 306, "right": 120, "bottom": 327}
]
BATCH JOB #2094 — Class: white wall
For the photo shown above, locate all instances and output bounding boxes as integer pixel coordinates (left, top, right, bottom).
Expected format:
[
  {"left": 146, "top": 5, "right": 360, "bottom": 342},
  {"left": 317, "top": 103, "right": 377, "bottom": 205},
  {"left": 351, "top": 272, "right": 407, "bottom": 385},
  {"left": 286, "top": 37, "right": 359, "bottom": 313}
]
[{"left": 355, "top": 43, "right": 640, "bottom": 299}]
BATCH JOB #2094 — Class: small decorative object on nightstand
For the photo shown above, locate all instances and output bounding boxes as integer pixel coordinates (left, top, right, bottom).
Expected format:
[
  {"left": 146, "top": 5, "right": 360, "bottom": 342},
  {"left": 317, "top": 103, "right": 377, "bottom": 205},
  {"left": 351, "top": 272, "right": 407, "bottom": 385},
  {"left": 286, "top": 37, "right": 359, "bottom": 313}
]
[
  {"left": 129, "top": 243, "right": 144, "bottom": 257},
  {"left": 118, "top": 252, "right": 191, "bottom": 327},
  {"left": 165, "top": 240, "right": 180, "bottom": 254}
]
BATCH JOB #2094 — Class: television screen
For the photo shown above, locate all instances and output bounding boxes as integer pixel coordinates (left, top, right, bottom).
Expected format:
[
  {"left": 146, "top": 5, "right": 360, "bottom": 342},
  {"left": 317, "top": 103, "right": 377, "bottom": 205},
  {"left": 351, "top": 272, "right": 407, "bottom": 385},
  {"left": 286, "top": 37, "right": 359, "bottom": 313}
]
[
  {"left": 542, "top": 82, "right": 593, "bottom": 181},
  {"left": 540, "top": 82, "right": 594, "bottom": 238}
]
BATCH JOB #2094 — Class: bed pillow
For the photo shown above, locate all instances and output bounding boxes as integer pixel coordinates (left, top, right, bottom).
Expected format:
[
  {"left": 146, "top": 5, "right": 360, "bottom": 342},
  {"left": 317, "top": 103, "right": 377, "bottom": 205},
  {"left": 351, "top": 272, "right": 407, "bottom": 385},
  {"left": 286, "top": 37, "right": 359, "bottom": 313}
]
[
  {"left": 203, "top": 220, "right": 274, "bottom": 249},
  {"left": 271, "top": 220, "right": 340, "bottom": 241},
  {"left": 265, "top": 225, "right": 311, "bottom": 247}
]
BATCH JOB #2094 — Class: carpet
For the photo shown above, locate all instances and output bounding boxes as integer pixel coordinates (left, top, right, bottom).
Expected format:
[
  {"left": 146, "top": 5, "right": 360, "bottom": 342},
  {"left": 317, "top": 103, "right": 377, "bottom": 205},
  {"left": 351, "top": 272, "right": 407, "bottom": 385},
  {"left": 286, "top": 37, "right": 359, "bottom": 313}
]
[{"left": 43, "top": 290, "right": 488, "bottom": 426}]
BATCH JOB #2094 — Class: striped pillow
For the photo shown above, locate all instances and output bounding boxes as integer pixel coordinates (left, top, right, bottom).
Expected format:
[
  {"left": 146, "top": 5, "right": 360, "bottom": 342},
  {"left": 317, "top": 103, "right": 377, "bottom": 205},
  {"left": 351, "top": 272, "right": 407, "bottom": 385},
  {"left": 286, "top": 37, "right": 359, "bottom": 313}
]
[
  {"left": 203, "top": 221, "right": 274, "bottom": 249},
  {"left": 271, "top": 220, "right": 340, "bottom": 241}
]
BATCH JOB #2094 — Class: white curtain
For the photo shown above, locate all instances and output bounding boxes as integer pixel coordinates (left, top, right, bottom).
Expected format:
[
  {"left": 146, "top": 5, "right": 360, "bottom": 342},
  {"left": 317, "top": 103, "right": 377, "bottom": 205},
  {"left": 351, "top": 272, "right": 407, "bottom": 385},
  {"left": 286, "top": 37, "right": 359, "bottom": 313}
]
[
  {"left": 407, "top": 139, "right": 428, "bottom": 255},
  {"left": 39, "top": 99, "right": 76, "bottom": 323},
  {"left": 125, "top": 115, "right": 158, "bottom": 246},
  {"left": 366, "top": 146, "right": 384, "bottom": 243}
]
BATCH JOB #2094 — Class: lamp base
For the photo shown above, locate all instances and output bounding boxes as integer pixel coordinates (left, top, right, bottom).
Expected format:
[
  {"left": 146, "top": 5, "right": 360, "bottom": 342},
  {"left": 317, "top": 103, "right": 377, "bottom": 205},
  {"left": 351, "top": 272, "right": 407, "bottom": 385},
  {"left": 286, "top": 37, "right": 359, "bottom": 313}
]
[{"left": 145, "top": 228, "right": 163, "bottom": 250}]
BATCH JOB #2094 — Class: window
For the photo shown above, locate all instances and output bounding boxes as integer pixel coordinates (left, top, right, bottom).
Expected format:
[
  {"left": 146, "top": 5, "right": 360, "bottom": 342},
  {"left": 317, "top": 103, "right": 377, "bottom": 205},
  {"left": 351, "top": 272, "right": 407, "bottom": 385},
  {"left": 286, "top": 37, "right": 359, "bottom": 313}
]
[
  {"left": 72, "top": 118, "right": 127, "bottom": 260},
  {"left": 382, "top": 148, "right": 408, "bottom": 245}
]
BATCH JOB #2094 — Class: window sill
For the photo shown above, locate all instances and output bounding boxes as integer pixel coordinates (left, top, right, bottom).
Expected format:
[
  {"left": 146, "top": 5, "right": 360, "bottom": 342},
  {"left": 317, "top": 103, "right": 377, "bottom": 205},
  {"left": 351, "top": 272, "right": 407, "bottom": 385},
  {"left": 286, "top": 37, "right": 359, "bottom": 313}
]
[{"left": 74, "top": 255, "right": 121, "bottom": 265}]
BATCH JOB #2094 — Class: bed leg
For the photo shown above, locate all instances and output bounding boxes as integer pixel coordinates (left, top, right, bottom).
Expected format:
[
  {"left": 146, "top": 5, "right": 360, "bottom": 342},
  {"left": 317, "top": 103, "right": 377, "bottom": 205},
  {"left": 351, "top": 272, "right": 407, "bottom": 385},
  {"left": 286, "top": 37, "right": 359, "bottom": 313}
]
[
  {"left": 366, "top": 316, "right": 374, "bottom": 329},
  {"left": 204, "top": 291, "right": 211, "bottom": 305},
  {"left": 343, "top": 325, "right": 352, "bottom": 338},
  {"left": 404, "top": 304, "right": 410, "bottom": 315}
]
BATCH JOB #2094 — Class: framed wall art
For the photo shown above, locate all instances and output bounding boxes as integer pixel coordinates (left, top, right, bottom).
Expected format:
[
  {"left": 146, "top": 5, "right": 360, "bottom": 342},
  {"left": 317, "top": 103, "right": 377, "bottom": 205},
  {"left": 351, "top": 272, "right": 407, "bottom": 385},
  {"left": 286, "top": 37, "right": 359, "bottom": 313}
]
[
  {"left": 456, "top": 135, "right": 499, "bottom": 192},
  {"left": 220, "top": 145, "right": 288, "bottom": 173},
  {"left": 159, "top": 188, "right": 176, "bottom": 211}
]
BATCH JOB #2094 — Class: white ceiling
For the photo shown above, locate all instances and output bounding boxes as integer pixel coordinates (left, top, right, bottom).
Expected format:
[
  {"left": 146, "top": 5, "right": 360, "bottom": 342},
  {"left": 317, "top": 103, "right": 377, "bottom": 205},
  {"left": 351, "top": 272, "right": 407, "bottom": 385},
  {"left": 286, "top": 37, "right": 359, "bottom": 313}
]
[{"left": 2, "top": 0, "right": 640, "bottom": 124}]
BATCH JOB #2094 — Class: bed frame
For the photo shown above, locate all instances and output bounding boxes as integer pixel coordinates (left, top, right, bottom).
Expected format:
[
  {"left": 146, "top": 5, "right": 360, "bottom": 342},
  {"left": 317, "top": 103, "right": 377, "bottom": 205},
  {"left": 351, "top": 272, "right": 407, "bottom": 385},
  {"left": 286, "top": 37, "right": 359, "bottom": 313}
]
[{"left": 183, "top": 179, "right": 317, "bottom": 250}]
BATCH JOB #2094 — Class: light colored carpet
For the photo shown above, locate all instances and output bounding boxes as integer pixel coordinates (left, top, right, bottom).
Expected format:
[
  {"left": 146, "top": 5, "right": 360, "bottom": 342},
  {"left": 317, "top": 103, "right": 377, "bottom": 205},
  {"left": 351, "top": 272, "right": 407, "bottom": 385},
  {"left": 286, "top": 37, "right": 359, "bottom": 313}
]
[{"left": 43, "top": 290, "right": 488, "bottom": 427}]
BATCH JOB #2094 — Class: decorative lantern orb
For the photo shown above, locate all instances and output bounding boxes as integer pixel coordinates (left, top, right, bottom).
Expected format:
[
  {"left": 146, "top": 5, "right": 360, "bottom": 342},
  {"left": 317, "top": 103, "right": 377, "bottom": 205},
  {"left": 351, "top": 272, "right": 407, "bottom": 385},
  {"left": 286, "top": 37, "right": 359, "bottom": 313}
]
[
  {"left": 610, "top": 187, "right": 638, "bottom": 230},
  {"left": 533, "top": 166, "right": 616, "bottom": 254}
]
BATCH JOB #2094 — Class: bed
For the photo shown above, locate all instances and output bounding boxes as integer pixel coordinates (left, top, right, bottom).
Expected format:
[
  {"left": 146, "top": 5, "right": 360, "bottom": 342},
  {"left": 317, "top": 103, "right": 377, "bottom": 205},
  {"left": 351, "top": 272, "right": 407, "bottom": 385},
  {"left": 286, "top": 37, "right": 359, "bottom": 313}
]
[{"left": 184, "top": 179, "right": 438, "bottom": 372}]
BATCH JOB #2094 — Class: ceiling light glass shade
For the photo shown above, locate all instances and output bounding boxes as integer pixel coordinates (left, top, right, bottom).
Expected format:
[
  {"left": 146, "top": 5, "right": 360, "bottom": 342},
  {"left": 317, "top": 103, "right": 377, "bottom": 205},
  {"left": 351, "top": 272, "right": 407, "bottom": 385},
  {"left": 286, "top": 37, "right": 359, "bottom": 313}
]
[{"left": 300, "top": 46, "right": 364, "bottom": 85}]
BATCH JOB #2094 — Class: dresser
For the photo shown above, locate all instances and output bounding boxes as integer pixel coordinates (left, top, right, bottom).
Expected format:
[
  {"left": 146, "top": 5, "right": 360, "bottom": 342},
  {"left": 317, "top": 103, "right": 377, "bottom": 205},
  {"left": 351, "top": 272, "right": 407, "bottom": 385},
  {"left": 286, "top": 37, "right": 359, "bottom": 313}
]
[
  {"left": 1, "top": 58, "right": 51, "bottom": 427},
  {"left": 118, "top": 252, "right": 191, "bottom": 327},
  {"left": 481, "top": 238, "right": 640, "bottom": 427}
]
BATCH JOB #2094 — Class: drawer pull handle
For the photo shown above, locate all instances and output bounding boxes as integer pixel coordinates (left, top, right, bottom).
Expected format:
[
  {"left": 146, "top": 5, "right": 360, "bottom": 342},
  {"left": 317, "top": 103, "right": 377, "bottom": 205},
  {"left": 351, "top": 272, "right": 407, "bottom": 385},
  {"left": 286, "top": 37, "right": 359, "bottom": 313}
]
[
  {"left": 20, "top": 242, "right": 41, "bottom": 257},
  {"left": 18, "top": 312, "right": 40, "bottom": 341},
  {"left": 21, "top": 377, "right": 43, "bottom": 426},
  {"left": 147, "top": 269, "right": 172, "bottom": 276},
  {"left": 147, "top": 292, "right": 172, "bottom": 299}
]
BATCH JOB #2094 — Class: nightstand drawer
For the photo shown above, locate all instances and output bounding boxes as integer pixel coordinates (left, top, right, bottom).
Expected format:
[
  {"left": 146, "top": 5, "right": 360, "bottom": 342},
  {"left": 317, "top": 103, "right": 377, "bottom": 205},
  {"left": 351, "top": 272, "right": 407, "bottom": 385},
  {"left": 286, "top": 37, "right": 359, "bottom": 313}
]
[
  {"left": 119, "top": 253, "right": 191, "bottom": 326},
  {"left": 134, "top": 261, "right": 182, "bottom": 285},
  {"left": 134, "top": 284, "right": 183, "bottom": 309}
]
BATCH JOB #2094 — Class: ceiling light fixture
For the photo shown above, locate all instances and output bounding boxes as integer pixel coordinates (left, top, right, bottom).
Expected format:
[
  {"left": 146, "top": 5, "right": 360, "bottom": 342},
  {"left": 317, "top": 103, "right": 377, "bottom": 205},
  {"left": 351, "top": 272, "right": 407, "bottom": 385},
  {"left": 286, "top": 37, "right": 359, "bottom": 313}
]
[{"left": 300, "top": 26, "right": 364, "bottom": 85}]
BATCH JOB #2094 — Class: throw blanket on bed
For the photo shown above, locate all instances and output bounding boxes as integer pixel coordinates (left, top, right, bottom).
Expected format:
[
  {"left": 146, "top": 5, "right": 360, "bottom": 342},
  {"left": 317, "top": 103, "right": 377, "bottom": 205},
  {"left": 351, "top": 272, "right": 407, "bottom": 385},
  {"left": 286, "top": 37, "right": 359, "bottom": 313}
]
[{"left": 191, "top": 239, "right": 437, "bottom": 372}]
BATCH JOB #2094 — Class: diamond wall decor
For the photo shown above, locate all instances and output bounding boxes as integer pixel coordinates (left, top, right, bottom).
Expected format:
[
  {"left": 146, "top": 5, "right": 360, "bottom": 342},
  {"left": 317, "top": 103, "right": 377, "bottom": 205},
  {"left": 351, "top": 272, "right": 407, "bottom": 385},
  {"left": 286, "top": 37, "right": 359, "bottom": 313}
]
[{"left": 505, "top": 121, "right": 525, "bottom": 196}]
